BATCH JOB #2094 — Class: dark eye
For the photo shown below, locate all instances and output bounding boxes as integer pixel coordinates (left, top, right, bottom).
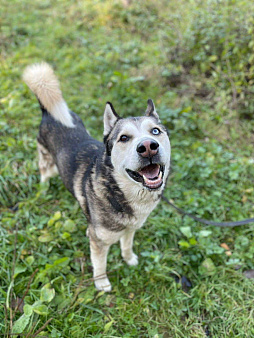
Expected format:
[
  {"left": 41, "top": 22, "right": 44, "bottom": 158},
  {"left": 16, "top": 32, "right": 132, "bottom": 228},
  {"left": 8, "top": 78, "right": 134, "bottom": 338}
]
[
  {"left": 151, "top": 128, "right": 161, "bottom": 135},
  {"left": 119, "top": 135, "right": 129, "bottom": 142}
]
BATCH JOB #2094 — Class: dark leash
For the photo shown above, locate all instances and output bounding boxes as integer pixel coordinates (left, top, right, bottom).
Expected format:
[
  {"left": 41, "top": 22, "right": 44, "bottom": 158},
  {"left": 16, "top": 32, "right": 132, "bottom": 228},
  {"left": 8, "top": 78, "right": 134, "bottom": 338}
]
[{"left": 162, "top": 195, "right": 254, "bottom": 227}]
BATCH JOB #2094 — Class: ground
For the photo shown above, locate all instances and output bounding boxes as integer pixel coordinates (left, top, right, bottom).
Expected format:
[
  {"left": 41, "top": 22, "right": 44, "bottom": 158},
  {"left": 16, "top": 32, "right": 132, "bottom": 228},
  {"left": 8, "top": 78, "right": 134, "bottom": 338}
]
[{"left": 0, "top": 0, "right": 254, "bottom": 337}]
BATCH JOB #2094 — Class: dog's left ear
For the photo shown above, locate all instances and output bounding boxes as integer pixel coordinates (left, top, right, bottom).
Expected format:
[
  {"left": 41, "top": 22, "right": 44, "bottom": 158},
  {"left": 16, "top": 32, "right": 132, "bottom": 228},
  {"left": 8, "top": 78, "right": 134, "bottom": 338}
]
[
  {"left": 145, "top": 99, "right": 160, "bottom": 121},
  {"left": 104, "top": 102, "right": 120, "bottom": 136}
]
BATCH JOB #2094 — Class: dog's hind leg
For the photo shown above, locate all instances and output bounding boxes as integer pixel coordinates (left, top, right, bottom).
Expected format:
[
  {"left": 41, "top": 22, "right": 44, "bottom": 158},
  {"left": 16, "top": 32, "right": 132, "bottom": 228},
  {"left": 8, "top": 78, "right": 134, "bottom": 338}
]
[
  {"left": 37, "top": 141, "right": 58, "bottom": 183},
  {"left": 120, "top": 230, "right": 139, "bottom": 266},
  {"left": 90, "top": 239, "right": 112, "bottom": 292}
]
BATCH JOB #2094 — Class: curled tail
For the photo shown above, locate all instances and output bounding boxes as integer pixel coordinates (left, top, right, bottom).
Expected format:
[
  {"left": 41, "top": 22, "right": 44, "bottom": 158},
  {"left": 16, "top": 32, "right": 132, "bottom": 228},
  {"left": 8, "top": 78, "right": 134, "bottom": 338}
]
[{"left": 23, "top": 62, "right": 74, "bottom": 127}]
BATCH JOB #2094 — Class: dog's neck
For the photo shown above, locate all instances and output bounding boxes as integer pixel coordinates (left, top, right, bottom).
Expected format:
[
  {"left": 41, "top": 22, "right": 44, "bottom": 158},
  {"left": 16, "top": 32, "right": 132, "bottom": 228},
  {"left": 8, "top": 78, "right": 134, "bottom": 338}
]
[
  {"left": 113, "top": 170, "right": 162, "bottom": 204},
  {"left": 111, "top": 170, "right": 162, "bottom": 228},
  {"left": 91, "top": 153, "right": 162, "bottom": 226}
]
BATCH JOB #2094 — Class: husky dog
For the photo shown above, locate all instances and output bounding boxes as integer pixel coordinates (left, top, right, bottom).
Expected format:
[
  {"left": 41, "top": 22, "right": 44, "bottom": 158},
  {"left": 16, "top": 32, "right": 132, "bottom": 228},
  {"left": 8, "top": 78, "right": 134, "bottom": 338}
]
[{"left": 23, "top": 63, "right": 171, "bottom": 291}]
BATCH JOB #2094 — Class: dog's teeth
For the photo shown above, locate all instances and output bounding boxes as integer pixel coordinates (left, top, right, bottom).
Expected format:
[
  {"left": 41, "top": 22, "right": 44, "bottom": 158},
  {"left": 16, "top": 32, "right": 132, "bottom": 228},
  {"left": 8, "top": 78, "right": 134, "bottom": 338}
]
[
  {"left": 159, "top": 171, "right": 162, "bottom": 179},
  {"left": 143, "top": 175, "right": 149, "bottom": 183}
]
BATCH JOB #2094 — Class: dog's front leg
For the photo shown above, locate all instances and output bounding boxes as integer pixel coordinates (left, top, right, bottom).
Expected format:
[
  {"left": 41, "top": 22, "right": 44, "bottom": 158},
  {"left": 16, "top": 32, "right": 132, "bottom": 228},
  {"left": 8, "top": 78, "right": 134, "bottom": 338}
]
[
  {"left": 120, "top": 230, "right": 138, "bottom": 266},
  {"left": 90, "top": 239, "right": 112, "bottom": 292}
]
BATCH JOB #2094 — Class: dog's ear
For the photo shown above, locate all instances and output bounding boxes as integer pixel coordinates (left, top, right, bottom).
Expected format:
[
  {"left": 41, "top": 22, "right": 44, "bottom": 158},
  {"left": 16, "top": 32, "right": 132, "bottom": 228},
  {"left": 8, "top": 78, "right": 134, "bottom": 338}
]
[
  {"left": 104, "top": 102, "right": 120, "bottom": 136},
  {"left": 145, "top": 99, "right": 160, "bottom": 120}
]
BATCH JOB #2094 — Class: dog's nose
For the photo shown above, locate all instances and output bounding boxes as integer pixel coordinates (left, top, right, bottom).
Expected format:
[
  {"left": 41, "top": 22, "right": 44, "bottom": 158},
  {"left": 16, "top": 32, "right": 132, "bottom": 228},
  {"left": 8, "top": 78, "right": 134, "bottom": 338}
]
[{"left": 136, "top": 139, "right": 159, "bottom": 157}]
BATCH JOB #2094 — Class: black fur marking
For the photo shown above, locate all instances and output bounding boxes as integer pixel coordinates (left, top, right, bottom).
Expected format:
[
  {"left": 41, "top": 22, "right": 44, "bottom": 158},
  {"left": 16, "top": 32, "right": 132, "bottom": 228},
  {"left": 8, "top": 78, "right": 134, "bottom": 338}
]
[
  {"left": 107, "top": 193, "right": 125, "bottom": 213},
  {"left": 100, "top": 156, "right": 133, "bottom": 217},
  {"left": 146, "top": 99, "right": 155, "bottom": 116},
  {"left": 104, "top": 180, "right": 133, "bottom": 215},
  {"left": 103, "top": 134, "right": 112, "bottom": 156},
  {"left": 106, "top": 101, "right": 120, "bottom": 119},
  {"left": 103, "top": 119, "right": 123, "bottom": 156},
  {"left": 105, "top": 139, "right": 113, "bottom": 156},
  {"left": 81, "top": 155, "right": 99, "bottom": 221},
  {"left": 103, "top": 154, "right": 114, "bottom": 168},
  {"left": 103, "top": 134, "right": 109, "bottom": 144}
]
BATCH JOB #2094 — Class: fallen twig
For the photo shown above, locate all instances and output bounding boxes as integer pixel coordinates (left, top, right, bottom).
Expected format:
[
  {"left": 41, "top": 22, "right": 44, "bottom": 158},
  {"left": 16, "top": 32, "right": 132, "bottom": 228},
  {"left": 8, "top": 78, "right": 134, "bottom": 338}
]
[
  {"left": 13, "top": 268, "right": 39, "bottom": 317},
  {"left": 31, "top": 318, "right": 53, "bottom": 338}
]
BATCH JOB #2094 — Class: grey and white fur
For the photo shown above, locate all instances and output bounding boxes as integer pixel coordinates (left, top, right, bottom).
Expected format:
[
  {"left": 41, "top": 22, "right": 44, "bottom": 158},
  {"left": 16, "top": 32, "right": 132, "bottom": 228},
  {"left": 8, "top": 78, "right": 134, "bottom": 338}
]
[{"left": 23, "top": 62, "right": 171, "bottom": 291}]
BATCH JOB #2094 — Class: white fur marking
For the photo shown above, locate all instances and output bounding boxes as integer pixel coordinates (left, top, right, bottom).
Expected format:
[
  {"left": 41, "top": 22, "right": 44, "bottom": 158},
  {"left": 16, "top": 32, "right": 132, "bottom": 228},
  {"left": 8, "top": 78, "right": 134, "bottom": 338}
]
[
  {"left": 120, "top": 230, "right": 139, "bottom": 265},
  {"left": 37, "top": 142, "right": 59, "bottom": 182},
  {"left": 126, "top": 254, "right": 139, "bottom": 266},
  {"left": 103, "top": 103, "right": 118, "bottom": 136},
  {"left": 40, "top": 165, "right": 58, "bottom": 183},
  {"left": 94, "top": 276, "right": 112, "bottom": 292},
  {"left": 23, "top": 62, "right": 74, "bottom": 128},
  {"left": 90, "top": 240, "right": 112, "bottom": 292}
]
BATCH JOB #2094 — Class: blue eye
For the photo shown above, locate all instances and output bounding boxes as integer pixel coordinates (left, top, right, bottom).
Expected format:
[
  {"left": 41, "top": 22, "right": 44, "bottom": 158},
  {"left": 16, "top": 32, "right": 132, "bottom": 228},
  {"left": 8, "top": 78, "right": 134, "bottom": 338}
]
[{"left": 151, "top": 128, "right": 160, "bottom": 135}]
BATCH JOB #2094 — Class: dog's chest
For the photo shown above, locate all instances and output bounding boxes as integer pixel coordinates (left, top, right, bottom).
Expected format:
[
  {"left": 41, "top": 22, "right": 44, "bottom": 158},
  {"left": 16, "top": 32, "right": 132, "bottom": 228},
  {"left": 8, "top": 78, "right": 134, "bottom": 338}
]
[
  {"left": 93, "top": 199, "right": 159, "bottom": 246},
  {"left": 104, "top": 201, "right": 157, "bottom": 231},
  {"left": 121, "top": 192, "right": 160, "bottom": 230},
  {"left": 134, "top": 201, "right": 158, "bottom": 226},
  {"left": 113, "top": 175, "right": 161, "bottom": 229}
]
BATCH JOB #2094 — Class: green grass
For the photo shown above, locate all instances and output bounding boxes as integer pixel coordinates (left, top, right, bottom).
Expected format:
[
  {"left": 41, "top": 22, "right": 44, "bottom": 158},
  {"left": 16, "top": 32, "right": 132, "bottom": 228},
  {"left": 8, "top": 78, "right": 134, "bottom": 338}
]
[{"left": 0, "top": 0, "right": 254, "bottom": 337}]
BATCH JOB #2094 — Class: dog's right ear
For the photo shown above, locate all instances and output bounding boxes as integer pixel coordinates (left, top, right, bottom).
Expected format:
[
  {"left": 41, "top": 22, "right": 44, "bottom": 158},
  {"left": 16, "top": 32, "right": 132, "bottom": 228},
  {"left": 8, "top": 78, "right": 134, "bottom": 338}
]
[{"left": 103, "top": 102, "right": 120, "bottom": 136}]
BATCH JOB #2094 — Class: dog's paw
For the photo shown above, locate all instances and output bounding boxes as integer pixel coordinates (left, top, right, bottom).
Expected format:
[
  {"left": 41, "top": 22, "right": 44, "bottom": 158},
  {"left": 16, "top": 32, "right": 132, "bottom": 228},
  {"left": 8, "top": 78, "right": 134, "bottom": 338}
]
[
  {"left": 94, "top": 277, "right": 112, "bottom": 292},
  {"left": 125, "top": 253, "right": 139, "bottom": 266}
]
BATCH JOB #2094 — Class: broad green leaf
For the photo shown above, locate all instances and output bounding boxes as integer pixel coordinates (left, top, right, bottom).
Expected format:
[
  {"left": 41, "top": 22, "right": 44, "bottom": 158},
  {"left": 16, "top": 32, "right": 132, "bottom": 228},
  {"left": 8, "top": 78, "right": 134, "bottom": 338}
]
[
  {"left": 67, "top": 312, "right": 74, "bottom": 322},
  {"left": 53, "top": 257, "right": 70, "bottom": 267},
  {"left": 48, "top": 211, "right": 61, "bottom": 227},
  {"left": 6, "top": 137, "right": 16, "bottom": 147},
  {"left": 14, "top": 266, "right": 27, "bottom": 279},
  {"left": 209, "top": 55, "right": 218, "bottom": 62},
  {"left": 180, "top": 226, "right": 192, "bottom": 238},
  {"left": 38, "top": 233, "right": 54, "bottom": 243},
  {"left": 61, "top": 232, "right": 71, "bottom": 240},
  {"left": 33, "top": 304, "right": 48, "bottom": 315},
  {"left": 26, "top": 255, "right": 35, "bottom": 265},
  {"left": 178, "top": 240, "right": 190, "bottom": 249},
  {"left": 96, "top": 291, "right": 105, "bottom": 298},
  {"left": 23, "top": 304, "right": 33, "bottom": 316},
  {"left": 64, "top": 219, "right": 77, "bottom": 233},
  {"left": 199, "top": 258, "right": 216, "bottom": 276},
  {"left": 104, "top": 320, "right": 114, "bottom": 333},
  {"left": 12, "top": 314, "right": 30, "bottom": 335},
  {"left": 55, "top": 221, "right": 62, "bottom": 229},
  {"left": 189, "top": 237, "right": 197, "bottom": 245},
  {"left": 40, "top": 284, "right": 55, "bottom": 303},
  {"left": 199, "top": 230, "right": 212, "bottom": 237}
]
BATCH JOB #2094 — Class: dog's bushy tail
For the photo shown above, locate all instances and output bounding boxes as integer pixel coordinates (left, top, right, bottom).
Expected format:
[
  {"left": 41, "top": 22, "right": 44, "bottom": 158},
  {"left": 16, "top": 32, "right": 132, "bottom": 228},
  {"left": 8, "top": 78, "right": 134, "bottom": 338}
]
[{"left": 23, "top": 62, "right": 74, "bottom": 127}]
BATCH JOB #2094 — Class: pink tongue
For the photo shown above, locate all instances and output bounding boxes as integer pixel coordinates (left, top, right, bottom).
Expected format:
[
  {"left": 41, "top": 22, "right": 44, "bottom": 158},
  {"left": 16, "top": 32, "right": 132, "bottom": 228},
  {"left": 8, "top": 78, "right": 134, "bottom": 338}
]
[{"left": 139, "top": 164, "right": 160, "bottom": 179}]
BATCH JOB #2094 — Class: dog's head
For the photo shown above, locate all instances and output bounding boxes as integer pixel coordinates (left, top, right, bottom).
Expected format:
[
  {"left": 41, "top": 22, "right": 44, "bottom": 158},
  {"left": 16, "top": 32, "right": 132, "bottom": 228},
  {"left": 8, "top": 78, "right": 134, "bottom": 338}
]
[{"left": 103, "top": 100, "right": 171, "bottom": 191}]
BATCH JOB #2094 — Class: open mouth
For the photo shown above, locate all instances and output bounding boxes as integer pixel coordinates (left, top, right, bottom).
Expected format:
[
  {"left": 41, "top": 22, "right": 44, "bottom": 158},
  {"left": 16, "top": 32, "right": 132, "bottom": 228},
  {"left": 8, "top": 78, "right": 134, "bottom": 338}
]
[{"left": 126, "top": 164, "right": 164, "bottom": 190}]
